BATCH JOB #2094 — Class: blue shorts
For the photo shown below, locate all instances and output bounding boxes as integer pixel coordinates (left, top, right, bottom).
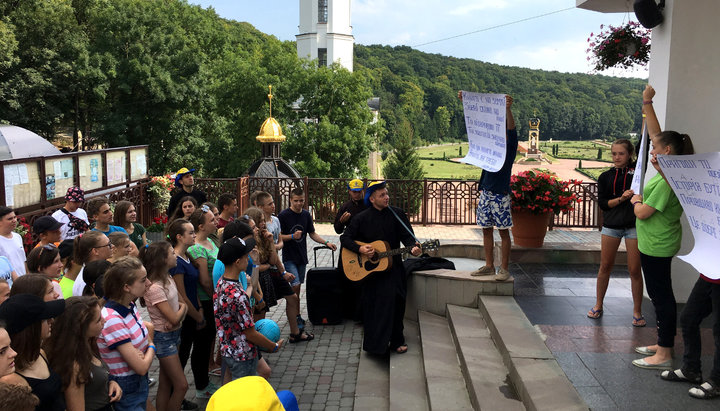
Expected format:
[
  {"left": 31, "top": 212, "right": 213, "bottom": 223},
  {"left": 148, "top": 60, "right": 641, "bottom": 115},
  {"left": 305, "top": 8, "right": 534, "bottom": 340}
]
[
  {"left": 601, "top": 226, "right": 637, "bottom": 239},
  {"left": 222, "top": 355, "right": 258, "bottom": 381},
  {"left": 476, "top": 190, "right": 513, "bottom": 229},
  {"left": 154, "top": 328, "right": 181, "bottom": 358},
  {"left": 110, "top": 374, "right": 149, "bottom": 411},
  {"left": 284, "top": 260, "right": 307, "bottom": 286}
]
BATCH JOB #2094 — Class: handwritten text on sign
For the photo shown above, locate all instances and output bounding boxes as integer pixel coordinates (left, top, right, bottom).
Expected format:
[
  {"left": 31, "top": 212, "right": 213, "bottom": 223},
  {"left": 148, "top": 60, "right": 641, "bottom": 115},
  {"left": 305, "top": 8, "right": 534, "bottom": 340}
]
[
  {"left": 658, "top": 152, "right": 720, "bottom": 279},
  {"left": 460, "top": 91, "right": 506, "bottom": 172}
]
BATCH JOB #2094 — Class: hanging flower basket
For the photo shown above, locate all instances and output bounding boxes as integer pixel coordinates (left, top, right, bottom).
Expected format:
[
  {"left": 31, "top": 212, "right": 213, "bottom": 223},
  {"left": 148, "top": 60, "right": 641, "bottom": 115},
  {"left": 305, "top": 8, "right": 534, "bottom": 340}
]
[{"left": 586, "top": 21, "right": 651, "bottom": 72}]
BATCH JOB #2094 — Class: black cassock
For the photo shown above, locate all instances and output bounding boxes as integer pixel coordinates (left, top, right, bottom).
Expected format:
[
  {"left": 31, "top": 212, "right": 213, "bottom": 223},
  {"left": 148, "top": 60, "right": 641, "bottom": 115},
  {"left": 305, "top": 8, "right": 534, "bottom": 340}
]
[{"left": 340, "top": 205, "right": 416, "bottom": 354}]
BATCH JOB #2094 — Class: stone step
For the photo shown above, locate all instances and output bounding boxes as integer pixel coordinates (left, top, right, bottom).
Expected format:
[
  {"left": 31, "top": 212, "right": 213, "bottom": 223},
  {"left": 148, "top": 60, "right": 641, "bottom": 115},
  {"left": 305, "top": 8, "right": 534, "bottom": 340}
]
[
  {"left": 446, "top": 304, "right": 524, "bottom": 411},
  {"left": 435, "top": 242, "right": 626, "bottom": 266},
  {"left": 479, "top": 295, "right": 588, "bottom": 411},
  {"left": 418, "top": 310, "right": 473, "bottom": 411},
  {"left": 354, "top": 350, "right": 389, "bottom": 411},
  {"left": 389, "top": 320, "right": 429, "bottom": 411}
]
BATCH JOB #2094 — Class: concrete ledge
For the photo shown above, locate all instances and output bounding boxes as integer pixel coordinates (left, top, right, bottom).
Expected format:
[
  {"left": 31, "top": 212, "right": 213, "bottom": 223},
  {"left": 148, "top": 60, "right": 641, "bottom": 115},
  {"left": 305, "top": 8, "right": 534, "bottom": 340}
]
[
  {"left": 432, "top": 243, "right": 626, "bottom": 266},
  {"left": 418, "top": 311, "right": 473, "bottom": 411},
  {"left": 406, "top": 269, "right": 513, "bottom": 320},
  {"left": 389, "top": 320, "right": 429, "bottom": 411},
  {"left": 354, "top": 351, "right": 389, "bottom": 411},
  {"left": 446, "top": 305, "right": 524, "bottom": 411},
  {"left": 479, "top": 295, "right": 587, "bottom": 411}
]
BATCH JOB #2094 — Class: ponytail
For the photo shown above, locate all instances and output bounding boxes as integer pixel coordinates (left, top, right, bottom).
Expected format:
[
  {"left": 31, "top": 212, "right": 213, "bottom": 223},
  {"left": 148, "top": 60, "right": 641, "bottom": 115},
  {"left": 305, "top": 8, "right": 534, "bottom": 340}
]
[{"left": 656, "top": 131, "right": 695, "bottom": 155}]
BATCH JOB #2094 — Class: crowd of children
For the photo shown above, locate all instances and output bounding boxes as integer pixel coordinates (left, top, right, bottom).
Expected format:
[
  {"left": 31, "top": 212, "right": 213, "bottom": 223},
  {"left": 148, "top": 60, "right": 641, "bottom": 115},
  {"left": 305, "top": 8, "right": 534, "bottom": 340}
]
[{"left": 0, "top": 168, "right": 305, "bottom": 410}]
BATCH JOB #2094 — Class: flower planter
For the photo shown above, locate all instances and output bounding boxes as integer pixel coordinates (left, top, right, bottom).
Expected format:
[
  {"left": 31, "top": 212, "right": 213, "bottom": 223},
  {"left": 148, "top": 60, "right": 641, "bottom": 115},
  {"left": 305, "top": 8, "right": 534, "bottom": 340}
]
[{"left": 511, "top": 210, "right": 552, "bottom": 248}]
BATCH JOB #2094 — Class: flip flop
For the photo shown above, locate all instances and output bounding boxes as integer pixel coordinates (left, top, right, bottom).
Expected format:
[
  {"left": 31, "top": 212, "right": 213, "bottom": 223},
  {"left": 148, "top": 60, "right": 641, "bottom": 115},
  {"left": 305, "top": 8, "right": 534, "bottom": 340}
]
[
  {"left": 394, "top": 345, "right": 408, "bottom": 354},
  {"left": 632, "top": 315, "right": 647, "bottom": 327},
  {"left": 587, "top": 308, "right": 603, "bottom": 319},
  {"left": 289, "top": 331, "right": 314, "bottom": 343}
]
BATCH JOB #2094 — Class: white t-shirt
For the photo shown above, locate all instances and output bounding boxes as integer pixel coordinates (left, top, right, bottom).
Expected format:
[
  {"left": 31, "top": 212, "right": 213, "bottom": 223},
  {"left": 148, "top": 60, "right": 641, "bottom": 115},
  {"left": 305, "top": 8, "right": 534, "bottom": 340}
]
[
  {"left": 72, "top": 266, "right": 86, "bottom": 297},
  {"left": 0, "top": 233, "right": 26, "bottom": 276},
  {"left": 267, "top": 215, "right": 281, "bottom": 244},
  {"left": 51, "top": 207, "right": 89, "bottom": 240}
]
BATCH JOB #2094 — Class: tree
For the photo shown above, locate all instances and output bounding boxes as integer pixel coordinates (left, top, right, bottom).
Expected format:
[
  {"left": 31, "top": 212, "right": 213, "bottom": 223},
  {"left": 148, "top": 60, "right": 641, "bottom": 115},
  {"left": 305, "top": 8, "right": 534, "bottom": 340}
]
[{"left": 383, "top": 129, "right": 424, "bottom": 181}]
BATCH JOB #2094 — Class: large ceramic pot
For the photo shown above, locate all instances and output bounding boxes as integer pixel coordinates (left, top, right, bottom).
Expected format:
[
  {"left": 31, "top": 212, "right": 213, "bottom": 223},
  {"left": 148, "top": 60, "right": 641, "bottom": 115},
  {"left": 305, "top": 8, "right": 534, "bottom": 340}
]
[{"left": 511, "top": 210, "right": 552, "bottom": 248}]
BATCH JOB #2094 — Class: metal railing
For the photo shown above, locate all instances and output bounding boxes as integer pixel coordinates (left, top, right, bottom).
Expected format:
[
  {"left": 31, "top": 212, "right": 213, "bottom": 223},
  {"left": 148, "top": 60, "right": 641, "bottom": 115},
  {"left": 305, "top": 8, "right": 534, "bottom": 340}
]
[{"left": 196, "top": 177, "right": 601, "bottom": 229}]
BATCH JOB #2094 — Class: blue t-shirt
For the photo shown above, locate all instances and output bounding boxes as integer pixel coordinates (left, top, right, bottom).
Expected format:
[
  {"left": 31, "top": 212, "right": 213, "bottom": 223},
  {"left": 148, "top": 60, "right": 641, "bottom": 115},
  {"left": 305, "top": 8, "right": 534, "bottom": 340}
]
[
  {"left": 92, "top": 225, "right": 128, "bottom": 236},
  {"left": 479, "top": 127, "right": 519, "bottom": 195},
  {"left": 169, "top": 256, "right": 200, "bottom": 310},
  {"left": 278, "top": 208, "right": 314, "bottom": 265},
  {"left": 0, "top": 256, "right": 14, "bottom": 287},
  {"left": 212, "top": 257, "right": 253, "bottom": 291}
]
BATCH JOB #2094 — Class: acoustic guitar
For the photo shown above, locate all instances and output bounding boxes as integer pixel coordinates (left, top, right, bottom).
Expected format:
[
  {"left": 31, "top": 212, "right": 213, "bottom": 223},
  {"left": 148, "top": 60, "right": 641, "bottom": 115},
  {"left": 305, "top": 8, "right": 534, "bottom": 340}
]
[{"left": 342, "top": 239, "right": 440, "bottom": 282}]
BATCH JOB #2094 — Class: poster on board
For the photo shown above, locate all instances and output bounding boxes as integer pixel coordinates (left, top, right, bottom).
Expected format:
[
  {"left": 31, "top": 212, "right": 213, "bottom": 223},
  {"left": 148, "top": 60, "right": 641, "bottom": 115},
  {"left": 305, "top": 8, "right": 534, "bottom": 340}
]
[
  {"left": 658, "top": 152, "right": 720, "bottom": 279},
  {"left": 46, "top": 175, "right": 56, "bottom": 200},
  {"left": 460, "top": 91, "right": 506, "bottom": 172}
]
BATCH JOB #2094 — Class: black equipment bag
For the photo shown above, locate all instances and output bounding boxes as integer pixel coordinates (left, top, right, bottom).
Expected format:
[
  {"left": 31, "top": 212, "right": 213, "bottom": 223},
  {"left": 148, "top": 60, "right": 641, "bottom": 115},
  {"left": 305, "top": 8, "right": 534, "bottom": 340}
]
[
  {"left": 306, "top": 246, "right": 343, "bottom": 325},
  {"left": 403, "top": 254, "right": 456, "bottom": 277}
]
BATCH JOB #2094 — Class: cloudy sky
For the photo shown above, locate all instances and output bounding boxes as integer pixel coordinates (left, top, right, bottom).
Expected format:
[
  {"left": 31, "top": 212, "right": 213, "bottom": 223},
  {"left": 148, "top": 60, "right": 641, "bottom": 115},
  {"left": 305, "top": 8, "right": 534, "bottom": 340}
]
[{"left": 190, "top": 0, "right": 647, "bottom": 78}]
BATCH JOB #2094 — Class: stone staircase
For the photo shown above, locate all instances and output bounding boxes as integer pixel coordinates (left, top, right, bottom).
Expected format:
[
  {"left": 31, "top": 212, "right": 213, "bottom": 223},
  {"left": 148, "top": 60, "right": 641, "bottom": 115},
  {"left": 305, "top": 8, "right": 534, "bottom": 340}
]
[{"left": 353, "top": 267, "right": 588, "bottom": 411}]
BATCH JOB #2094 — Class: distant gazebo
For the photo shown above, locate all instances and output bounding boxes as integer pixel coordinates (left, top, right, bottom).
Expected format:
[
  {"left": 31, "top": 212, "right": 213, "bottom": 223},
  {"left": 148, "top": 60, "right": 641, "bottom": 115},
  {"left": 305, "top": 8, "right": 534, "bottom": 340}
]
[{"left": 245, "top": 87, "right": 302, "bottom": 206}]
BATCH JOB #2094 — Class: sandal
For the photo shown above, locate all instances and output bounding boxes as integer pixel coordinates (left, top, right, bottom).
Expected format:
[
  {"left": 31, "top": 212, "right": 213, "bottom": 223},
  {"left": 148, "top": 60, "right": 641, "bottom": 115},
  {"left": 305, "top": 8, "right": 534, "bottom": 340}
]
[
  {"left": 587, "top": 308, "right": 603, "bottom": 319},
  {"left": 661, "top": 369, "right": 702, "bottom": 383},
  {"left": 289, "top": 331, "right": 314, "bottom": 343},
  {"left": 689, "top": 381, "right": 720, "bottom": 399},
  {"left": 395, "top": 345, "right": 408, "bottom": 354},
  {"left": 632, "top": 315, "right": 647, "bottom": 327}
]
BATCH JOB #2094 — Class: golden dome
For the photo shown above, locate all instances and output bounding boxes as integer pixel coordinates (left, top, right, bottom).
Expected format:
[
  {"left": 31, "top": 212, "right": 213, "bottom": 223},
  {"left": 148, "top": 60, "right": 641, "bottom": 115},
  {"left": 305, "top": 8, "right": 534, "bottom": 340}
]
[{"left": 256, "top": 117, "right": 286, "bottom": 142}]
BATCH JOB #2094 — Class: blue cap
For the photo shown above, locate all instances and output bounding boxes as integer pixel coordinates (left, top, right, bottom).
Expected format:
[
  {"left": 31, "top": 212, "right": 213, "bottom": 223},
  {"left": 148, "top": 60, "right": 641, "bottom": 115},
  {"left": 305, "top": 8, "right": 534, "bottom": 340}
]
[{"left": 363, "top": 181, "right": 386, "bottom": 206}]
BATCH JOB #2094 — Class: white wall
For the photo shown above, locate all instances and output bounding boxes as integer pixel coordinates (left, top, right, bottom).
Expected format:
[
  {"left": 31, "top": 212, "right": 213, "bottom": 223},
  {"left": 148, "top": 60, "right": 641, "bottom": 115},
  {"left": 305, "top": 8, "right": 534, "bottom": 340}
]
[{"left": 647, "top": 0, "right": 720, "bottom": 301}]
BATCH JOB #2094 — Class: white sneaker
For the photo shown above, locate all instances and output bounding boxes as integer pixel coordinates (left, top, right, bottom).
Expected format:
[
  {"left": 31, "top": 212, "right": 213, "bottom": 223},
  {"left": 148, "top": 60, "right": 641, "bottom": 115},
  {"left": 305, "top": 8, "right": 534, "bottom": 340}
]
[
  {"left": 470, "top": 265, "right": 495, "bottom": 276},
  {"left": 495, "top": 267, "right": 510, "bottom": 281}
]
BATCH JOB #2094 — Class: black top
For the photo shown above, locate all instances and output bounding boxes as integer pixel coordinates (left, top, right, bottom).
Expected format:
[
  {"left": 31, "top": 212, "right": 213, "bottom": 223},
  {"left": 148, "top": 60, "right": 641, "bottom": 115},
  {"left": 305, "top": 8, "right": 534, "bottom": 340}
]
[
  {"left": 598, "top": 166, "right": 636, "bottom": 229},
  {"left": 85, "top": 360, "right": 110, "bottom": 411},
  {"left": 278, "top": 208, "right": 315, "bottom": 265},
  {"left": 333, "top": 198, "right": 367, "bottom": 234},
  {"left": 16, "top": 354, "right": 65, "bottom": 411},
  {"left": 167, "top": 188, "right": 207, "bottom": 216}
]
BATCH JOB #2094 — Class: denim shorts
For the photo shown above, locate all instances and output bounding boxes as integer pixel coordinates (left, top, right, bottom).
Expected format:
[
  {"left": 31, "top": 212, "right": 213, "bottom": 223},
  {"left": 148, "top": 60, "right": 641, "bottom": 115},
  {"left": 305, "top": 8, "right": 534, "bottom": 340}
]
[
  {"left": 222, "top": 355, "right": 258, "bottom": 381},
  {"left": 109, "top": 373, "right": 149, "bottom": 411},
  {"left": 154, "top": 328, "right": 181, "bottom": 358},
  {"left": 284, "top": 260, "right": 307, "bottom": 286},
  {"left": 601, "top": 226, "right": 637, "bottom": 239}
]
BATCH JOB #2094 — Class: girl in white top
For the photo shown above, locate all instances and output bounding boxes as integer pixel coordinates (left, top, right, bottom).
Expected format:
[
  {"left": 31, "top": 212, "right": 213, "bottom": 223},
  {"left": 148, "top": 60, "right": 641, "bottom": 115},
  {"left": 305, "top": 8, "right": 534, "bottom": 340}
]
[{"left": 141, "top": 241, "right": 189, "bottom": 411}]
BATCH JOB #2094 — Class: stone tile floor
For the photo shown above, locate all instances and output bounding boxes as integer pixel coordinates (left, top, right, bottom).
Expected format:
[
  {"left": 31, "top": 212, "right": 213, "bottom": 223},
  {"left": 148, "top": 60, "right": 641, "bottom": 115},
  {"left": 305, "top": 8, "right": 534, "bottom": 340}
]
[{"left": 142, "top": 224, "right": 717, "bottom": 410}]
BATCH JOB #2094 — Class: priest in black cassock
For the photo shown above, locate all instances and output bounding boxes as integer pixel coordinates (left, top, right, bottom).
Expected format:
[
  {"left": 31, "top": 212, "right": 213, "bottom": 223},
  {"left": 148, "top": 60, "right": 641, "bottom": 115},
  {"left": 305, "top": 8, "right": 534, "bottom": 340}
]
[{"left": 340, "top": 181, "right": 421, "bottom": 355}]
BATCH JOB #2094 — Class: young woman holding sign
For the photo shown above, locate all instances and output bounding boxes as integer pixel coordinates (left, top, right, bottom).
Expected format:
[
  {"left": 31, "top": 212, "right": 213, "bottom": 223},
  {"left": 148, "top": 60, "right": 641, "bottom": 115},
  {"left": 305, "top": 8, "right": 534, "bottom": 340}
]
[{"left": 631, "top": 85, "right": 695, "bottom": 371}]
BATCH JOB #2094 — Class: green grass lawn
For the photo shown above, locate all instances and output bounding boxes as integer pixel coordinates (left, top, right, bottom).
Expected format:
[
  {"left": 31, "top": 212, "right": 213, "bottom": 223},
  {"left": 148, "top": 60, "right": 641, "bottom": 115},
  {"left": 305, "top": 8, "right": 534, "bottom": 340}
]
[
  {"left": 540, "top": 140, "right": 613, "bottom": 162},
  {"left": 415, "top": 143, "right": 469, "bottom": 159},
  {"left": 577, "top": 167, "right": 609, "bottom": 181}
]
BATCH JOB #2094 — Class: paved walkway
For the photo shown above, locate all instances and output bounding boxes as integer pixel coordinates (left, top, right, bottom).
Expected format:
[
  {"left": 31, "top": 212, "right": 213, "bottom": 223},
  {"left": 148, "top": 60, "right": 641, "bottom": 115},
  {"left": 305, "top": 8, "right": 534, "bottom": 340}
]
[{"left": 143, "top": 223, "right": 715, "bottom": 410}]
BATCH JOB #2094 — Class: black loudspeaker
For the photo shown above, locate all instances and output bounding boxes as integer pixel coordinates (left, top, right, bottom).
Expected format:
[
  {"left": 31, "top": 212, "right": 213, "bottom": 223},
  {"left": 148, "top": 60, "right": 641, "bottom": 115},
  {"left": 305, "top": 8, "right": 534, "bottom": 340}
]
[{"left": 634, "top": 0, "right": 665, "bottom": 29}]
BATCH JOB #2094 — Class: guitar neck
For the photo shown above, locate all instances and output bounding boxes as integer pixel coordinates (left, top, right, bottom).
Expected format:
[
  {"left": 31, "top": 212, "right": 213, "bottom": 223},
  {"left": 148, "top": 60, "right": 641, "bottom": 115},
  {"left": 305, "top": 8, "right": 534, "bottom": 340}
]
[{"left": 377, "top": 245, "right": 416, "bottom": 259}]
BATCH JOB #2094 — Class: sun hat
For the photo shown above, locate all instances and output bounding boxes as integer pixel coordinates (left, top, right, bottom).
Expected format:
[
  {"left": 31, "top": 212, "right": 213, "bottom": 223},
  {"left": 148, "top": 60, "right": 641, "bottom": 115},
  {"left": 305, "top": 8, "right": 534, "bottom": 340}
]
[{"left": 65, "top": 186, "right": 85, "bottom": 202}]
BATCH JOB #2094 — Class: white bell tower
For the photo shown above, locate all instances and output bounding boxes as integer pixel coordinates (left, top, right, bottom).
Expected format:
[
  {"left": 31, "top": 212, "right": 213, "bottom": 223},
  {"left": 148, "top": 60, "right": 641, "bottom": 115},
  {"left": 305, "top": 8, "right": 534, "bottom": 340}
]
[{"left": 297, "top": 0, "right": 354, "bottom": 72}]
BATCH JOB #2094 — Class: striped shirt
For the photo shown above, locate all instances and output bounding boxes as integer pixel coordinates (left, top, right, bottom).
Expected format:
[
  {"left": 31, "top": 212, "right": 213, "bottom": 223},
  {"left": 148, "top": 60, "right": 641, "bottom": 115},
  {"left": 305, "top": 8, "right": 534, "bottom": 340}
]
[{"left": 97, "top": 300, "right": 149, "bottom": 377}]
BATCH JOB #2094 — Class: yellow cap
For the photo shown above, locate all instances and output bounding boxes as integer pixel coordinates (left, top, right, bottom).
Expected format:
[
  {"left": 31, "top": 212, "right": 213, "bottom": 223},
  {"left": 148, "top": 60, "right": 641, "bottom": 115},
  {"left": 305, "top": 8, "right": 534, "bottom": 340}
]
[
  {"left": 206, "top": 376, "right": 285, "bottom": 411},
  {"left": 348, "top": 179, "right": 364, "bottom": 191}
]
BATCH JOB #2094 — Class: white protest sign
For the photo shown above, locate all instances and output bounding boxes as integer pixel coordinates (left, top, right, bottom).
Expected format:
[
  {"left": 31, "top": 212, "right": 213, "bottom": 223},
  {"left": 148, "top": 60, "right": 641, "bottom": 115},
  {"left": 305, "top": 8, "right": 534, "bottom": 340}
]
[
  {"left": 658, "top": 152, "right": 720, "bottom": 279},
  {"left": 631, "top": 123, "right": 648, "bottom": 194},
  {"left": 460, "top": 91, "right": 506, "bottom": 172}
]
